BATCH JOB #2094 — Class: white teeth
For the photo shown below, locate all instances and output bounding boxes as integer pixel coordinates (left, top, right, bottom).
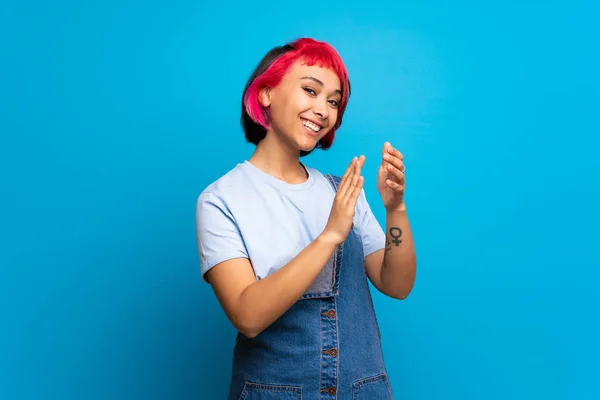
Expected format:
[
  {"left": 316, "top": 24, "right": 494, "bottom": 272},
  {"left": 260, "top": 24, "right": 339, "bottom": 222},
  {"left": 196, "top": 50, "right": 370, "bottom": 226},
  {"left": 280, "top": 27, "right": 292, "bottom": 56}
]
[{"left": 302, "top": 119, "right": 321, "bottom": 132}]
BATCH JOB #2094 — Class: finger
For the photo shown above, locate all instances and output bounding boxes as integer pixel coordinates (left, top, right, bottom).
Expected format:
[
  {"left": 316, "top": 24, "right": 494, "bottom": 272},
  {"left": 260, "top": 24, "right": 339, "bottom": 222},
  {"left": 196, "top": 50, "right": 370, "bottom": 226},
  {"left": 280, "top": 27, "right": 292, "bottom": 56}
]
[
  {"left": 386, "top": 179, "right": 403, "bottom": 192},
  {"left": 348, "top": 155, "right": 365, "bottom": 185},
  {"left": 383, "top": 152, "right": 405, "bottom": 171},
  {"left": 382, "top": 142, "right": 391, "bottom": 157},
  {"left": 338, "top": 157, "right": 357, "bottom": 192},
  {"left": 355, "top": 154, "right": 366, "bottom": 173},
  {"left": 337, "top": 157, "right": 357, "bottom": 199},
  {"left": 386, "top": 145, "right": 403, "bottom": 160},
  {"left": 347, "top": 175, "right": 365, "bottom": 208},
  {"left": 343, "top": 157, "right": 364, "bottom": 206},
  {"left": 385, "top": 163, "right": 406, "bottom": 183},
  {"left": 342, "top": 161, "right": 360, "bottom": 206}
]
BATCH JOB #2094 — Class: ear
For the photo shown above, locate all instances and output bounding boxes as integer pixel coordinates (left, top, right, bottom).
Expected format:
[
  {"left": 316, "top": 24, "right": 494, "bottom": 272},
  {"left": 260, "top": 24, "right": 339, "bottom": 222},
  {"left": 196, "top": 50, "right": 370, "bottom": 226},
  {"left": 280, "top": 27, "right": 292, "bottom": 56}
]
[{"left": 258, "top": 87, "right": 272, "bottom": 107}]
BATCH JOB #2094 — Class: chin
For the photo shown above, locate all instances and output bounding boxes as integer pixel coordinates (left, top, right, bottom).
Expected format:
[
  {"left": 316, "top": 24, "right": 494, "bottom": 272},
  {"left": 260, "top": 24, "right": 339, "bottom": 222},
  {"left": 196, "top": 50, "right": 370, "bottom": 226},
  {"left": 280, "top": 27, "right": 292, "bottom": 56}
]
[
  {"left": 297, "top": 144, "right": 317, "bottom": 154},
  {"left": 296, "top": 138, "right": 321, "bottom": 153},
  {"left": 296, "top": 133, "right": 328, "bottom": 152}
]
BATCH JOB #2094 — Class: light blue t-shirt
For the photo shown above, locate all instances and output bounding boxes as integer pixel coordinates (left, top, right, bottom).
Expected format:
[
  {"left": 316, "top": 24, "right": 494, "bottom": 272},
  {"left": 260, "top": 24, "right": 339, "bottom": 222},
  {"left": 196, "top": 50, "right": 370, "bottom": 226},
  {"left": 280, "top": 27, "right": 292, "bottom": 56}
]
[{"left": 195, "top": 160, "right": 385, "bottom": 283}]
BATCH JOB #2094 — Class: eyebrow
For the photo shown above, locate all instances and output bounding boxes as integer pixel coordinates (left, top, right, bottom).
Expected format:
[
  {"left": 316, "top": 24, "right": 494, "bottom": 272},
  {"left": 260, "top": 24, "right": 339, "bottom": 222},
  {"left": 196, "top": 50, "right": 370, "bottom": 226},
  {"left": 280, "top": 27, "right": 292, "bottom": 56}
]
[{"left": 301, "top": 76, "right": 342, "bottom": 96}]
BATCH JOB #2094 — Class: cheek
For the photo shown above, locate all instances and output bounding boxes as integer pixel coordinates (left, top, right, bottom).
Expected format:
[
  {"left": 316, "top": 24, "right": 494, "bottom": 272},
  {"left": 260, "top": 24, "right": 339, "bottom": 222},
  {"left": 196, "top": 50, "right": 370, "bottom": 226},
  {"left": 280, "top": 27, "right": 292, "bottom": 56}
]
[
  {"left": 268, "top": 101, "right": 293, "bottom": 131},
  {"left": 271, "top": 90, "right": 298, "bottom": 116},
  {"left": 291, "top": 91, "right": 311, "bottom": 110},
  {"left": 329, "top": 108, "right": 339, "bottom": 125}
]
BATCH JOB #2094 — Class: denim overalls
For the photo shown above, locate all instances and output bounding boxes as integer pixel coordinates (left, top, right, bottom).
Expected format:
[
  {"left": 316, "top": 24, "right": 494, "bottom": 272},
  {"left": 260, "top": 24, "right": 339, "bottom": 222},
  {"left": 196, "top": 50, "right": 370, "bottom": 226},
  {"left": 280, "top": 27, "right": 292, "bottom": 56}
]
[{"left": 227, "top": 174, "right": 393, "bottom": 399}]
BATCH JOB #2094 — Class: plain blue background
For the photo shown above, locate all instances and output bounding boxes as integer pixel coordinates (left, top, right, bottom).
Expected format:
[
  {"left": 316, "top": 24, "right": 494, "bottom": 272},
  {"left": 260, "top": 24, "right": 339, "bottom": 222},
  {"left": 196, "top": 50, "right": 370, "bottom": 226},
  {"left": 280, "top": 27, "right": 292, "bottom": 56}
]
[{"left": 2, "top": 0, "right": 599, "bottom": 399}]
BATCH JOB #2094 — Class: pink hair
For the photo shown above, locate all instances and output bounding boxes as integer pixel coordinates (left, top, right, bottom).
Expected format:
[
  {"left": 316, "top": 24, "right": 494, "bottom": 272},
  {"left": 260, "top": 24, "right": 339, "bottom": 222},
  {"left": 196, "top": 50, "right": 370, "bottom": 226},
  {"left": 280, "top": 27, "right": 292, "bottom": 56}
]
[{"left": 243, "top": 38, "right": 350, "bottom": 149}]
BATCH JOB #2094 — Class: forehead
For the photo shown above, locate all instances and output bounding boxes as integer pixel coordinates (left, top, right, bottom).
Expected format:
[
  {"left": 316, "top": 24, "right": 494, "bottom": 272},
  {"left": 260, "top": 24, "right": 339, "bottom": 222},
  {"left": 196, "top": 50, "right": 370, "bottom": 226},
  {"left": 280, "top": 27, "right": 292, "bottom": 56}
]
[{"left": 283, "top": 61, "right": 341, "bottom": 90}]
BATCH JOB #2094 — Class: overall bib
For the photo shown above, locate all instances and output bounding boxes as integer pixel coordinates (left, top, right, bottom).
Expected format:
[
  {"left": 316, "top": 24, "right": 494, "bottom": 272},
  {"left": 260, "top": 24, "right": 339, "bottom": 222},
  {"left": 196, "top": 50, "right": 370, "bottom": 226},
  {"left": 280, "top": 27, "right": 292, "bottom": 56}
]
[{"left": 228, "top": 175, "right": 393, "bottom": 399}]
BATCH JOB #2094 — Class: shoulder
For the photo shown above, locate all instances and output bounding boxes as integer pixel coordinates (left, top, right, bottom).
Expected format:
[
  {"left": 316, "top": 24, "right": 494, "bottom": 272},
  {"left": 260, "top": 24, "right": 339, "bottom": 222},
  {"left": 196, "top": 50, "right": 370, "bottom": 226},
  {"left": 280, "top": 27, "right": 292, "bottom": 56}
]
[
  {"left": 195, "top": 164, "right": 253, "bottom": 238},
  {"left": 196, "top": 162, "right": 251, "bottom": 205}
]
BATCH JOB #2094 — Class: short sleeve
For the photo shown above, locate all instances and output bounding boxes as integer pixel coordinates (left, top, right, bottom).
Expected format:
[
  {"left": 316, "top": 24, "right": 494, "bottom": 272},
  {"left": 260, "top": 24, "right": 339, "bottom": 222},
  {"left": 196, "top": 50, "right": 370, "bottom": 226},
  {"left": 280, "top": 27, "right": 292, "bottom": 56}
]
[
  {"left": 353, "top": 189, "right": 386, "bottom": 257},
  {"left": 196, "top": 192, "right": 248, "bottom": 282}
]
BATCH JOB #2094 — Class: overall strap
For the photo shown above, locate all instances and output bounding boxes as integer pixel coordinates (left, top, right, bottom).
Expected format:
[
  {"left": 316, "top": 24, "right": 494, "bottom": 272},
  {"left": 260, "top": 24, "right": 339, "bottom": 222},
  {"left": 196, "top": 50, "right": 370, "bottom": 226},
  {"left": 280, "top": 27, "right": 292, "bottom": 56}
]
[
  {"left": 298, "top": 173, "right": 344, "bottom": 300},
  {"left": 323, "top": 174, "right": 342, "bottom": 192}
]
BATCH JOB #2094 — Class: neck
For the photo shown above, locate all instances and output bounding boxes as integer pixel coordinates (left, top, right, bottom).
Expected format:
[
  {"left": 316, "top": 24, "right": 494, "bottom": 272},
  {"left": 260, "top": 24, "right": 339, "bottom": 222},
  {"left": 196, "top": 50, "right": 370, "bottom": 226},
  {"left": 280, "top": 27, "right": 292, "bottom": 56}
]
[{"left": 248, "top": 132, "right": 308, "bottom": 184}]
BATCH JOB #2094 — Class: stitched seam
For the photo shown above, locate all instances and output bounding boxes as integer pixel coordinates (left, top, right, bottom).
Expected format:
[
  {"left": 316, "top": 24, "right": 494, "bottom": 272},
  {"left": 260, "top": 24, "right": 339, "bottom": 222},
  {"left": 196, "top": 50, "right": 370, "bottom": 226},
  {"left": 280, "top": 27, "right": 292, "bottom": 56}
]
[
  {"left": 385, "top": 376, "right": 393, "bottom": 398},
  {"left": 324, "top": 173, "right": 342, "bottom": 400},
  {"left": 334, "top": 298, "right": 339, "bottom": 400},
  {"left": 319, "top": 303, "right": 323, "bottom": 399},
  {"left": 353, "top": 373, "right": 386, "bottom": 388},
  {"left": 324, "top": 173, "right": 343, "bottom": 295},
  {"left": 238, "top": 382, "right": 248, "bottom": 400},
  {"left": 243, "top": 381, "right": 302, "bottom": 391}
]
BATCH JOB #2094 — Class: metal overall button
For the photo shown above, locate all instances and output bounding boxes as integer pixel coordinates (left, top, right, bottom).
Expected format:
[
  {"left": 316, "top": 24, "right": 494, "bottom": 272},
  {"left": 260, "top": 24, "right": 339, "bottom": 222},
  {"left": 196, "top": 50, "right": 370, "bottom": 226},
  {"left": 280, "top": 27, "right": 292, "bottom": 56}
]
[
  {"left": 322, "top": 348, "right": 338, "bottom": 357},
  {"left": 320, "top": 387, "right": 337, "bottom": 396}
]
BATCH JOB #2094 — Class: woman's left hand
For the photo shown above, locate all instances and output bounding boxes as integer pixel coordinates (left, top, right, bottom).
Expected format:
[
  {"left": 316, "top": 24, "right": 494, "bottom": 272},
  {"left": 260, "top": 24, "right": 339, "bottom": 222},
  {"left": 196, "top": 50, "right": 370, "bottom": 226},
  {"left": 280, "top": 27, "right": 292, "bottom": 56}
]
[{"left": 376, "top": 142, "right": 406, "bottom": 212}]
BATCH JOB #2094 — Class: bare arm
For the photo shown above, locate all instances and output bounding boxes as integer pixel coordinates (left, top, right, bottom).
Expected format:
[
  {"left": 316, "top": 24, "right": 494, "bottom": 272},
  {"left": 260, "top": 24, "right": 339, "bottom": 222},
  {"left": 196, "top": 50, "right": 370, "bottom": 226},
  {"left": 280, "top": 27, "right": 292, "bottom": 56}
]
[
  {"left": 365, "top": 143, "right": 416, "bottom": 299},
  {"left": 365, "top": 205, "right": 416, "bottom": 300},
  {"left": 204, "top": 156, "right": 365, "bottom": 338},
  {"left": 205, "top": 235, "right": 338, "bottom": 338}
]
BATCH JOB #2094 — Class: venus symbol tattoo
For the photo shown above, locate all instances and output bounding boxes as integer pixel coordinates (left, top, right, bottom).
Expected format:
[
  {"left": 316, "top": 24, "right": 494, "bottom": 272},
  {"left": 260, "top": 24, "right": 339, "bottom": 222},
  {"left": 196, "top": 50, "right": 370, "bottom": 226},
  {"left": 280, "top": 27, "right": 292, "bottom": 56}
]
[{"left": 389, "top": 227, "right": 403, "bottom": 246}]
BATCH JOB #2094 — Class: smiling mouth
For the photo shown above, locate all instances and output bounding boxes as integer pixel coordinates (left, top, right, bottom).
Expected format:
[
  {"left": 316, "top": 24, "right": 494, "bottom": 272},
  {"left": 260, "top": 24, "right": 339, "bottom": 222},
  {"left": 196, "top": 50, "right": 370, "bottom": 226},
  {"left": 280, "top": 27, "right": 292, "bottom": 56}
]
[{"left": 301, "top": 118, "right": 323, "bottom": 134}]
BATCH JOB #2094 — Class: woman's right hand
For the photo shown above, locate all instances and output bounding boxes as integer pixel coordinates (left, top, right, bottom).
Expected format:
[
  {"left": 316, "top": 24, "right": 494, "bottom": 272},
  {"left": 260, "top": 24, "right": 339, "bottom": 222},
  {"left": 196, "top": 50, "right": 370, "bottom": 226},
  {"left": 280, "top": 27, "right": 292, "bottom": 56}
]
[{"left": 320, "top": 155, "right": 366, "bottom": 246}]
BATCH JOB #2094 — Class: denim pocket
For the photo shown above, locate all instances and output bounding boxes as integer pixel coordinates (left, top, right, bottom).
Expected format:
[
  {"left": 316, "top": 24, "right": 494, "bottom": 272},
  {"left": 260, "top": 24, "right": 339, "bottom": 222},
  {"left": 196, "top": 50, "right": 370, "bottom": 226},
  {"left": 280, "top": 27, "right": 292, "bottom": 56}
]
[
  {"left": 238, "top": 382, "right": 302, "bottom": 400},
  {"left": 352, "top": 373, "right": 393, "bottom": 400}
]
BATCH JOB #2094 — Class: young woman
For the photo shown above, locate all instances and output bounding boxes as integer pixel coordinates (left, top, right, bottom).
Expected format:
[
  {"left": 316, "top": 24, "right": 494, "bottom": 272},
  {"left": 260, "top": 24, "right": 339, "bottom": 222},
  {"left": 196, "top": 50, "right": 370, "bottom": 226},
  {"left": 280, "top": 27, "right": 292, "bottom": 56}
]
[{"left": 196, "top": 37, "right": 416, "bottom": 400}]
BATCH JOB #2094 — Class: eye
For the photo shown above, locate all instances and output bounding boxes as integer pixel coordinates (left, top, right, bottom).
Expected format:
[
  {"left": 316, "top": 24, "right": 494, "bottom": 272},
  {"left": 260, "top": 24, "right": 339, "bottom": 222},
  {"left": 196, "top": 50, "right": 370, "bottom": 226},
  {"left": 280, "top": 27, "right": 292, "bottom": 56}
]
[
  {"left": 303, "top": 87, "right": 317, "bottom": 96},
  {"left": 329, "top": 99, "right": 340, "bottom": 108}
]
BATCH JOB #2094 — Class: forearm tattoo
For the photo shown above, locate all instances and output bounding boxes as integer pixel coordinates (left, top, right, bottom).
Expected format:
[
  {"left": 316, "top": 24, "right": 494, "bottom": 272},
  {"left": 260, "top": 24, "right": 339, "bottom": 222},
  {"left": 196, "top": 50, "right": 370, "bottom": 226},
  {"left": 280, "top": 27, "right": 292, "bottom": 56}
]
[
  {"left": 389, "top": 227, "right": 403, "bottom": 245},
  {"left": 383, "top": 227, "right": 402, "bottom": 268}
]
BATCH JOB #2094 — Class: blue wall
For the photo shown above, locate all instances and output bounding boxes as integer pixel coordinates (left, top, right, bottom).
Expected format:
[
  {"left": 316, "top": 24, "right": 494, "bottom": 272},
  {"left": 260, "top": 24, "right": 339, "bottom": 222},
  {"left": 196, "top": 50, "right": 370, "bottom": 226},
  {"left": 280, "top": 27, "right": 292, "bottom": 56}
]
[{"left": 2, "top": 1, "right": 599, "bottom": 399}]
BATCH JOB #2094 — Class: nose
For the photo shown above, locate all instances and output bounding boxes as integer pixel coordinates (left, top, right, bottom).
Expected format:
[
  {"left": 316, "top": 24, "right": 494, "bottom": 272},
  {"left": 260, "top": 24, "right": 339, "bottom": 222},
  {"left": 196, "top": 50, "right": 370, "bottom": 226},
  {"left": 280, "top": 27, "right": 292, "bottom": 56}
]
[{"left": 313, "top": 100, "right": 329, "bottom": 120}]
